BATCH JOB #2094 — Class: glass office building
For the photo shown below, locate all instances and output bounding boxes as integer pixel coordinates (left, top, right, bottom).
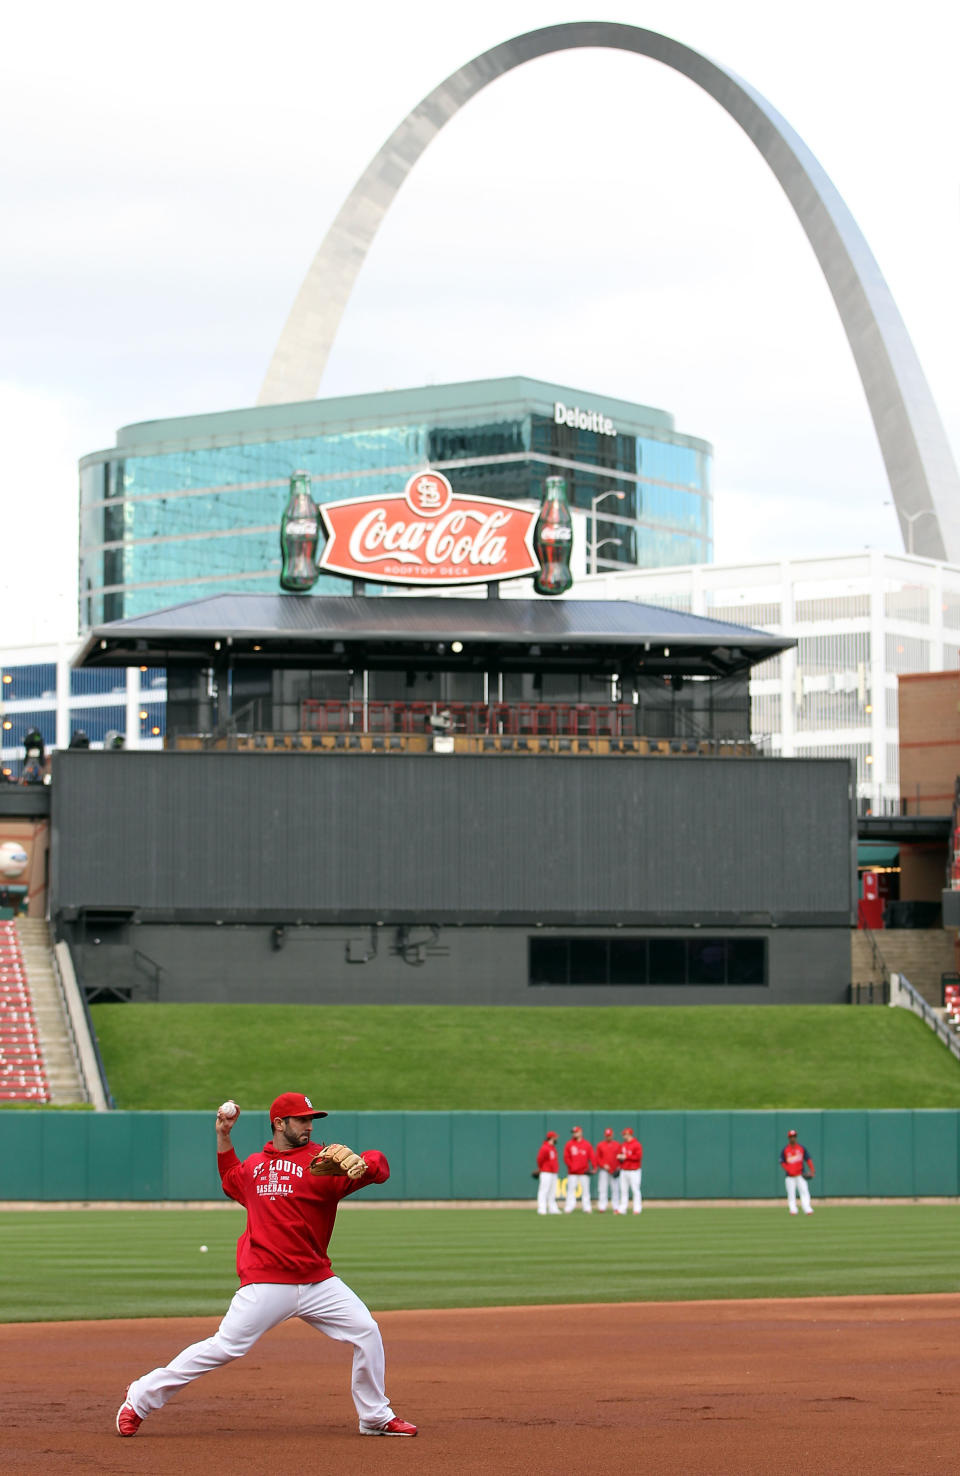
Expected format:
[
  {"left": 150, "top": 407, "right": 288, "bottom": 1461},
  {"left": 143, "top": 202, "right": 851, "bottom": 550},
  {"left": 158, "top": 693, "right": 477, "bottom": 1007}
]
[{"left": 78, "top": 377, "right": 712, "bottom": 626}]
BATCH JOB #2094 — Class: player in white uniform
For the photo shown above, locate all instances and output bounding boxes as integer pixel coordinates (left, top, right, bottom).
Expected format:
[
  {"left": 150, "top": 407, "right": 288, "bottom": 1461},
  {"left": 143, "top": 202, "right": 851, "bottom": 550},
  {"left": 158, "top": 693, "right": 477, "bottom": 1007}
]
[
  {"left": 619, "top": 1127, "right": 643, "bottom": 1214},
  {"left": 780, "top": 1128, "right": 814, "bottom": 1214},
  {"left": 115, "top": 1093, "right": 417, "bottom": 1439},
  {"left": 535, "top": 1130, "right": 561, "bottom": 1213}
]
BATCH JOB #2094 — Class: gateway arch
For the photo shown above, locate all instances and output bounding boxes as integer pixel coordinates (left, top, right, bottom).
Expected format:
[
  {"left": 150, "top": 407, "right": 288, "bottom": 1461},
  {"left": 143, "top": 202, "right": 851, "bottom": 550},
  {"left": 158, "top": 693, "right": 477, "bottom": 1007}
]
[{"left": 258, "top": 21, "right": 960, "bottom": 562}]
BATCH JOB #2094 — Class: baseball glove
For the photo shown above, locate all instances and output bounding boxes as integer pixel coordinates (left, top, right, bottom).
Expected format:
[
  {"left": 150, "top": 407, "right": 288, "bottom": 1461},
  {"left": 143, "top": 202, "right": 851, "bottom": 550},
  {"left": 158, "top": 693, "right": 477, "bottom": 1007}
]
[
  {"left": 802, "top": 1167, "right": 815, "bottom": 1180},
  {"left": 309, "top": 1143, "right": 367, "bottom": 1179}
]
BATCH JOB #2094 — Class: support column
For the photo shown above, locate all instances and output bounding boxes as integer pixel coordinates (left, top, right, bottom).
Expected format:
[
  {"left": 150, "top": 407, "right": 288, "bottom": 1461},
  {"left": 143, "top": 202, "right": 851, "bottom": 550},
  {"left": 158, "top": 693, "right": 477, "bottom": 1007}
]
[{"left": 125, "top": 667, "right": 141, "bottom": 750}]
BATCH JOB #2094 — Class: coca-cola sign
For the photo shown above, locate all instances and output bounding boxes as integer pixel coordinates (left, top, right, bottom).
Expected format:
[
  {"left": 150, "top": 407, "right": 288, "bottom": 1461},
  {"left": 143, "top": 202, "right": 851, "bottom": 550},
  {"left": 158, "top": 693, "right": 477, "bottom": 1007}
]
[{"left": 317, "top": 472, "right": 540, "bottom": 586}]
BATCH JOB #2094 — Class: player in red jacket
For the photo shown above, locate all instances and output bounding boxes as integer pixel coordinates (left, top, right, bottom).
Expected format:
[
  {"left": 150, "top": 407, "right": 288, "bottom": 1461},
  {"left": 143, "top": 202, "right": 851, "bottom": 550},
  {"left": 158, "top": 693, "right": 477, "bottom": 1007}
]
[
  {"left": 116, "top": 1092, "right": 417, "bottom": 1439},
  {"left": 563, "top": 1124, "right": 597, "bottom": 1213},
  {"left": 619, "top": 1127, "right": 643, "bottom": 1214},
  {"left": 595, "top": 1127, "right": 623, "bottom": 1213},
  {"left": 536, "top": 1130, "right": 561, "bottom": 1214},
  {"left": 780, "top": 1128, "right": 814, "bottom": 1215}
]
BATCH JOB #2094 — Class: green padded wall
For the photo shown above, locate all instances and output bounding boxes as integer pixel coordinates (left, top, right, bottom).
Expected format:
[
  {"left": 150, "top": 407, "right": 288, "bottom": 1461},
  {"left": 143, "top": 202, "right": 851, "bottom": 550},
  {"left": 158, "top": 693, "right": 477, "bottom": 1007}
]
[{"left": 2, "top": 1111, "right": 958, "bottom": 1201}]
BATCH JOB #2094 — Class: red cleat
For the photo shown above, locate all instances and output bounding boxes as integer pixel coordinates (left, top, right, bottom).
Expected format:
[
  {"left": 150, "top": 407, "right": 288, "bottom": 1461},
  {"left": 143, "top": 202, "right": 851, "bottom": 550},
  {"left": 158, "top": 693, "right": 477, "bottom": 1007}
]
[
  {"left": 116, "top": 1397, "right": 142, "bottom": 1437},
  {"left": 360, "top": 1416, "right": 418, "bottom": 1437}
]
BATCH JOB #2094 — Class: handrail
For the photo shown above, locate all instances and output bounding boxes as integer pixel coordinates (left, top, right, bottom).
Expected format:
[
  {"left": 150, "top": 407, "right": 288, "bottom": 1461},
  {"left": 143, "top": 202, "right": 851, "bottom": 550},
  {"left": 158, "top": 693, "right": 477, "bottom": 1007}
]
[
  {"left": 298, "top": 697, "right": 752, "bottom": 744},
  {"left": 53, "top": 941, "right": 113, "bottom": 1110},
  {"left": 892, "top": 971, "right": 960, "bottom": 1063},
  {"left": 860, "top": 927, "right": 889, "bottom": 985}
]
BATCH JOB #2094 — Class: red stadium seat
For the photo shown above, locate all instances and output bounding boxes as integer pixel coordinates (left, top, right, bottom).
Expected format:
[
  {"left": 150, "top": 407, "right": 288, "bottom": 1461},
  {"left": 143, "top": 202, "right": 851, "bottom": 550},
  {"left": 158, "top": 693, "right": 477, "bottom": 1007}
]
[{"left": 0, "top": 923, "right": 50, "bottom": 1103}]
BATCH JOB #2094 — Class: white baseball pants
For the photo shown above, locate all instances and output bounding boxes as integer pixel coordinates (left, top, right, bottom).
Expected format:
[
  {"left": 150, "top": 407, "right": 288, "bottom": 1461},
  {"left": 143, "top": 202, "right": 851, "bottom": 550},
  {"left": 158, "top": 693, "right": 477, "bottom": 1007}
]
[
  {"left": 621, "top": 1168, "right": 642, "bottom": 1213},
  {"left": 596, "top": 1169, "right": 619, "bottom": 1211},
  {"left": 126, "top": 1277, "right": 394, "bottom": 1428},
  {"left": 785, "top": 1175, "right": 812, "bottom": 1214},
  {"left": 537, "top": 1171, "right": 560, "bottom": 1213},
  {"left": 565, "top": 1173, "right": 592, "bottom": 1212}
]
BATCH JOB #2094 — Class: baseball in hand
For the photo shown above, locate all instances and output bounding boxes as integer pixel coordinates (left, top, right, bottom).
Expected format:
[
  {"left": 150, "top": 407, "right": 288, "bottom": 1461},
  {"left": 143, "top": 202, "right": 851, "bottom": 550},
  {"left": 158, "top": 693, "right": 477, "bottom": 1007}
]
[{"left": 218, "top": 1100, "right": 239, "bottom": 1119}]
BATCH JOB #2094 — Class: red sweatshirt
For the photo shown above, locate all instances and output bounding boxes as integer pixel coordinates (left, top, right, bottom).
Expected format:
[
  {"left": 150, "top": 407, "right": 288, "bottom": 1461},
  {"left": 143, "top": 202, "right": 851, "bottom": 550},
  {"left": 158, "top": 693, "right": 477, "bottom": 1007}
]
[
  {"left": 537, "top": 1141, "right": 559, "bottom": 1172},
  {"left": 564, "top": 1137, "right": 596, "bottom": 1174},
  {"left": 595, "top": 1140, "right": 622, "bottom": 1172},
  {"left": 218, "top": 1140, "right": 389, "bottom": 1285},
  {"left": 620, "top": 1140, "right": 643, "bottom": 1171}
]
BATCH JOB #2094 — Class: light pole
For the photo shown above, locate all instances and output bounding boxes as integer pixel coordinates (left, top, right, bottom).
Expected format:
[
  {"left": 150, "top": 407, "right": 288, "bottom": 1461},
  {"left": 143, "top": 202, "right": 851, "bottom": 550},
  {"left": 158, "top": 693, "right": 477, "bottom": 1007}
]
[{"left": 589, "top": 490, "right": 626, "bottom": 575}]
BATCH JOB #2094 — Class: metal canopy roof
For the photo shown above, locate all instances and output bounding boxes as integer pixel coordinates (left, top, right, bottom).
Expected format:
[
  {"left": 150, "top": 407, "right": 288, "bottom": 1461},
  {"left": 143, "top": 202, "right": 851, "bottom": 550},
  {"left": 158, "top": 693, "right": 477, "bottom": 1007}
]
[{"left": 75, "top": 594, "right": 795, "bottom": 677}]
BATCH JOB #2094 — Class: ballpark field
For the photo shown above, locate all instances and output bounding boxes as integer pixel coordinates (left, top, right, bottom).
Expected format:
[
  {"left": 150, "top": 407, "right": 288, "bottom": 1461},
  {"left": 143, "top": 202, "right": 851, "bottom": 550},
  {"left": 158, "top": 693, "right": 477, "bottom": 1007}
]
[{"left": 3, "top": 1002, "right": 959, "bottom": 1472}]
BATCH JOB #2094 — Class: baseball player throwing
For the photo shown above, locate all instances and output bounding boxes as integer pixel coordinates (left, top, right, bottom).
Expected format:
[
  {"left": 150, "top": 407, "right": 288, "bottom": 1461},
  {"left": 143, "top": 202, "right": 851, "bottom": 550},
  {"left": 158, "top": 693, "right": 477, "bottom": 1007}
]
[
  {"left": 780, "top": 1127, "right": 814, "bottom": 1215},
  {"left": 116, "top": 1093, "right": 417, "bottom": 1439}
]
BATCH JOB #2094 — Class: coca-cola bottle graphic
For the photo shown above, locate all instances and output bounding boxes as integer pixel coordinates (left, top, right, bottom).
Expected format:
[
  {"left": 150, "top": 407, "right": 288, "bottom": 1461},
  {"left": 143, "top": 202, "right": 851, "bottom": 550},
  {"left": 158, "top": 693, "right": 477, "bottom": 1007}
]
[
  {"left": 279, "top": 470, "right": 320, "bottom": 592},
  {"left": 533, "top": 475, "right": 574, "bottom": 596}
]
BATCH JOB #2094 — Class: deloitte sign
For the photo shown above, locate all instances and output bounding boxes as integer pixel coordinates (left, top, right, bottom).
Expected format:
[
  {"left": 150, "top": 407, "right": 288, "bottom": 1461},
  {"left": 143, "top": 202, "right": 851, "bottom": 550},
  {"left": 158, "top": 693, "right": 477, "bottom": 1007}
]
[{"left": 553, "top": 401, "right": 616, "bottom": 437}]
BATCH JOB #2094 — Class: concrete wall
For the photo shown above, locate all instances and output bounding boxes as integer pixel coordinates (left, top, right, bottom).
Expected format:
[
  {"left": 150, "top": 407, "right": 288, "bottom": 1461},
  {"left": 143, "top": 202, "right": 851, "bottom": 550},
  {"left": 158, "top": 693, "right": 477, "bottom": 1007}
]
[
  {"left": 3, "top": 1109, "right": 957, "bottom": 1201},
  {"left": 67, "top": 920, "right": 851, "bottom": 1005}
]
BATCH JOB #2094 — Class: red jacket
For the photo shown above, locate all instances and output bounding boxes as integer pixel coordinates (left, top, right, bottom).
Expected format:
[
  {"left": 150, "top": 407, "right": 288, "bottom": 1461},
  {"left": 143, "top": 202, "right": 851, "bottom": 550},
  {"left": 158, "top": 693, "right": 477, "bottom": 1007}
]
[
  {"left": 537, "top": 1141, "right": 559, "bottom": 1172},
  {"left": 620, "top": 1140, "right": 643, "bottom": 1171},
  {"left": 595, "top": 1140, "right": 622, "bottom": 1172},
  {"left": 218, "top": 1140, "right": 388, "bottom": 1285},
  {"left": 564, "top": 1137, "right": 596, "bottom": 1174}
]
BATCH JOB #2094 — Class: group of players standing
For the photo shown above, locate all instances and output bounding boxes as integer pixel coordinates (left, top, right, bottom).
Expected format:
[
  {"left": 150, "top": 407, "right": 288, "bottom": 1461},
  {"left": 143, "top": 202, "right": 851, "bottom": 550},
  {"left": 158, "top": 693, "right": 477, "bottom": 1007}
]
[{"left": 536, "top": 1124, "right": 642, "bottom": 1215}]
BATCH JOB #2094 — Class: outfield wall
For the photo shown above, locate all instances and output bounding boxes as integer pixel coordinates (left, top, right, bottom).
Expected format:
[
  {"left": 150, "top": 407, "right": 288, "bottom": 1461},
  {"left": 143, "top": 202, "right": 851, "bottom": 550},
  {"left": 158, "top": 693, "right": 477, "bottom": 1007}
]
[{"left": 3, "top": 1110, "right": 958, "bottom": 1202}]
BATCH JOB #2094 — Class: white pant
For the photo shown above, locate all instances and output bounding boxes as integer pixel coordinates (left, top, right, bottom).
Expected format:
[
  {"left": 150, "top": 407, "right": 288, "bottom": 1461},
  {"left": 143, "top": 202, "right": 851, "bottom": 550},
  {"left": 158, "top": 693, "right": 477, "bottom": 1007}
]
[
  {"left": 537, "top": 1171, "right": 560, "bottom": 1213},
  {"left": 620, "top": 1168, "right": 642, "bottom": 1213},
  {"left": 565, "top": 1173, "right": 592, "bottom": 1212},
  {"left": 597, "top": 1169, "right": 619, "bottom": 1211},
  {"left": 785, "top": 1175, "right": 812, "bottom": 1214},
  {"left": 127, "top": 1277, "right": 394, "bottom": 1428}
]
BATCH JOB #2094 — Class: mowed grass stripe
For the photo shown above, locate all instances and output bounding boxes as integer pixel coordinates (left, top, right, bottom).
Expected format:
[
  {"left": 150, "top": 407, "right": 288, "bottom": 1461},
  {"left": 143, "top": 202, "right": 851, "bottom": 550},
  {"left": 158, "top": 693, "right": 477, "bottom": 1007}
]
[
  {"left": 85, "top": 1003, "right": 960, "bottom": 1111},
  {"left": 0, "top": 1206, "right": 957, "bottom": 1323}
]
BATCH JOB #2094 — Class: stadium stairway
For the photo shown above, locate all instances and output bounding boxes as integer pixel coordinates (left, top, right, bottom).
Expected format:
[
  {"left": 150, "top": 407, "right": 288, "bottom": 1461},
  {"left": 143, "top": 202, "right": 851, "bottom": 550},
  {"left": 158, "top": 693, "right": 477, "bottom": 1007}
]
[
  {"left": 5, "top": 919, "right": 88, "bottom": 1104},
  {"left": 851, "top": 928, "right": 955, "bottom": 1007}
]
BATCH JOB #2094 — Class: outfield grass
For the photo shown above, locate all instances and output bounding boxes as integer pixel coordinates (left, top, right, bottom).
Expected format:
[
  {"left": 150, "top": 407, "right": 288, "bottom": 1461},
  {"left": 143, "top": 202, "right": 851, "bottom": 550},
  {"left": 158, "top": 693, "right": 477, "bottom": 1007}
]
[
  {"left": 87, "top": 1003, "right": 960, "bottom": 1111},
  {"left": 0, "top": 1205, "right": 957, "bottom": 1323}
]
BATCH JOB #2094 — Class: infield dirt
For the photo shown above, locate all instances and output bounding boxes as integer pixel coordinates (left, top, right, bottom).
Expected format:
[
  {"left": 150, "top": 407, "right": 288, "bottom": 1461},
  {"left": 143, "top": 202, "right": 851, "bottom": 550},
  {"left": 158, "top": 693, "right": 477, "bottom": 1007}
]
[{"left": 3, "top": 1295, "right": 958, "bottom": 1474}]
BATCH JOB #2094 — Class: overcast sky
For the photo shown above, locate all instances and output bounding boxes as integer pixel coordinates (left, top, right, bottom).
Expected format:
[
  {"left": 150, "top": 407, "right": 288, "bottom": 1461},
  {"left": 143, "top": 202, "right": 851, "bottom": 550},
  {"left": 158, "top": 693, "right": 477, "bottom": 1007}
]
[{"left": 2, "top": 0, "right": 959, "bottom": 644}]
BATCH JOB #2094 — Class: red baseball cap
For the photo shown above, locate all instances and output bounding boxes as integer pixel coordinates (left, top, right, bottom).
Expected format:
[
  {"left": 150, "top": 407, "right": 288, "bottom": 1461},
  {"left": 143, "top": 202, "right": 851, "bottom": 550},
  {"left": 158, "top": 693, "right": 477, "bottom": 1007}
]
[
  {"left": 546, "top": 1130, "right": 558, "bottom": 1140},
  {"left": 572, "top": 1124, "right": 583, "bottom": 1132},
  {"left": 603, "top": 1127, "right": 614, "bottom": 1137},
  {"left": 270, "top": 1092, "right": 327, "bottom": 1122},
  {"left": 787, "top": 1128, "right": 798, "bottom": 1137},
  {"left": 622, "top": 1126, "right": 634, "bottom": 1136}
]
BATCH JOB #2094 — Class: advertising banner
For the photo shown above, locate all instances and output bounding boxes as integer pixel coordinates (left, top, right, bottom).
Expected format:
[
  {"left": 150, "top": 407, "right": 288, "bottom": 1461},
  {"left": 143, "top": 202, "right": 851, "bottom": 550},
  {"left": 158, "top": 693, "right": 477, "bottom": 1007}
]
[{"left": 317, "top": 472, "right": 540, "bottom": 587}]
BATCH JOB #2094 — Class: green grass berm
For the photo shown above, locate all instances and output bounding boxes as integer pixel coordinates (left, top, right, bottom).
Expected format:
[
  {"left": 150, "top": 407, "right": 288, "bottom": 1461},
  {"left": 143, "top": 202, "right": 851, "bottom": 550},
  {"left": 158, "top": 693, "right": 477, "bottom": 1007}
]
[{"left": 85, "top": 1002, "right": 960, "bottom": 1111}]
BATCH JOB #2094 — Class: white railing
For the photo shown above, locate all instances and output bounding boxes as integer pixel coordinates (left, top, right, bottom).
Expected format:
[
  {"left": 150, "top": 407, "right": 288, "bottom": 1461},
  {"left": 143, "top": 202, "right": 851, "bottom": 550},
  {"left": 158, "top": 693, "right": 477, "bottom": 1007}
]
[
  {"left": 891, "top": 972, "right": 960, "bottom": 1063},
  {"left": 53, "top": 941, "right": 111, "bottom": 1110}
]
